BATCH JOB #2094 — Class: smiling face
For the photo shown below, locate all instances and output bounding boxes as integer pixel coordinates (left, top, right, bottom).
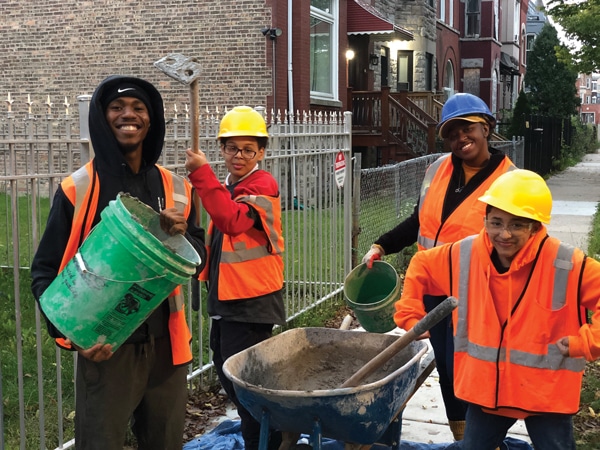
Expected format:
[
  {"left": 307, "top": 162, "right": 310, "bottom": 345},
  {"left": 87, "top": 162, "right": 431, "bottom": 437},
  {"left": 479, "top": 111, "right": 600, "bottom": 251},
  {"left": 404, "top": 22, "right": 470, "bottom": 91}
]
[
  {"left": 485, "top": 207, "right": 539, "bottom": 267},
  {"left": 104, "top": 97, "right": 151, "bottom": 155},
  {"left": 445, "top": 120, "right": 491, "bottom": 167},
  {"left": 221, "top": 136, "right": 265, "bottom": 183}
]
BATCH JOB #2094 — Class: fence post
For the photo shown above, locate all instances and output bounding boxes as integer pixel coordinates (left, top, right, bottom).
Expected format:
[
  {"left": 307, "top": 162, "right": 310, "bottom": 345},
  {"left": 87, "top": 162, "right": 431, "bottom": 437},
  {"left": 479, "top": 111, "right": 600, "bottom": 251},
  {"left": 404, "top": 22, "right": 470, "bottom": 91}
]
[
  {"left": 78, "top": 94, "right": 92, "bottom": 163},
  {"left": 352, "top": 152, "right": 361, "bottom": 270}
]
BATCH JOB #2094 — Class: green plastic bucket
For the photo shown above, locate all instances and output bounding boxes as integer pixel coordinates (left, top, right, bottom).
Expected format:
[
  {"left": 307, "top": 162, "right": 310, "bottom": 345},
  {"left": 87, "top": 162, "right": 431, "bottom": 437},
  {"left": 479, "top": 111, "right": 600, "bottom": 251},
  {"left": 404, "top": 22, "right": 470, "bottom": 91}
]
[
  {"left": 39, "top": 193, "right": 201, "bottom": 351},
  {"left": 343, "top": 260, "right": 400, "bottom": 333}
]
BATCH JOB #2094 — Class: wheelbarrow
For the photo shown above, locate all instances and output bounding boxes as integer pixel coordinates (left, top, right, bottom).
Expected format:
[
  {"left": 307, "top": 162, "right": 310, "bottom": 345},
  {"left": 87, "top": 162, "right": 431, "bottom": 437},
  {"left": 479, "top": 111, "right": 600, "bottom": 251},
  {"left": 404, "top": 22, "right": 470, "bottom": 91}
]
[{"left": 223, "top": 327, "right": 430, "bottom": 450}]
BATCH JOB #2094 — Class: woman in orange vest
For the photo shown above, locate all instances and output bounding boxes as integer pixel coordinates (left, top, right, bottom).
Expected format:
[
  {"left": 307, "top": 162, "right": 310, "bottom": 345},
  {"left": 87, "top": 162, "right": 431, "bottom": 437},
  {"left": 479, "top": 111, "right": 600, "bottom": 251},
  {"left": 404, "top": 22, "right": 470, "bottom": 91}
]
[
  {"left": 395, "top": 169, "right": 600, "bottom": 449},
  {"left": 362, "top": 93, "right": 515, "bottom": 440},
  {"left": 181, "top": 106, "right": 285, "bottom": 450}
]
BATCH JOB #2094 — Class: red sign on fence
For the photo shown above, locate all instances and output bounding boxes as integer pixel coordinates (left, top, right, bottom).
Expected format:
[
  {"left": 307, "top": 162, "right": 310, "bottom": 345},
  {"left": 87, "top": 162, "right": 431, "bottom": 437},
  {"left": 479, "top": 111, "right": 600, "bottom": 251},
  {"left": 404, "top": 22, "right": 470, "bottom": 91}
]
[{"left": 334, "top": 151, "right": 346, "bottom": 188}]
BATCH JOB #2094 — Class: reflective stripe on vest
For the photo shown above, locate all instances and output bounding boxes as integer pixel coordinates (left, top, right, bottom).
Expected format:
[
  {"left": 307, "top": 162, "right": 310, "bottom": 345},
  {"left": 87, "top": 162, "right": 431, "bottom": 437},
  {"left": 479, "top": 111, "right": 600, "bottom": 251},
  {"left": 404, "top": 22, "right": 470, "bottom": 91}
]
[
  {"left": 219, "top": 194, "right": 284, "bottom": 265},
  {"left": 201, "top": 192, "right": 284, "bottom": 300},
  {"left": 60, "top": 164, "right": 99, "bottom": 270},
  {"left": 417, "top": 155, "right": 449, "bottom": 249},
  {"left": 454, "top": 238, "right": 585, "bottom": 373}
]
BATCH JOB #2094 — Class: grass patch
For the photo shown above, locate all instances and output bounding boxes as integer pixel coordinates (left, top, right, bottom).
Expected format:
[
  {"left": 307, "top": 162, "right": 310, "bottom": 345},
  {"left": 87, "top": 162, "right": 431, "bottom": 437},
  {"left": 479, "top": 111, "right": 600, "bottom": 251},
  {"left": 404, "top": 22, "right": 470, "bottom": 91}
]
[
  {"left": 0, "top": 268, "right": 76, "bottom": 449},
  {"left": 576, "top": 204, "right": 600, "bottom": 448}
]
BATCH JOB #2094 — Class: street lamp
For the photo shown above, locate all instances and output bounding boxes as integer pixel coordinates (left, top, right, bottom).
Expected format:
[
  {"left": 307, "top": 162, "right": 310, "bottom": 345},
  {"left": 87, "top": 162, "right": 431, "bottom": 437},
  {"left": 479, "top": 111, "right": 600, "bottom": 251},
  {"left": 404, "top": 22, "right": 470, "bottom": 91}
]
[{"left": 345, "top": 49, "right": 355, "bottom": 88}]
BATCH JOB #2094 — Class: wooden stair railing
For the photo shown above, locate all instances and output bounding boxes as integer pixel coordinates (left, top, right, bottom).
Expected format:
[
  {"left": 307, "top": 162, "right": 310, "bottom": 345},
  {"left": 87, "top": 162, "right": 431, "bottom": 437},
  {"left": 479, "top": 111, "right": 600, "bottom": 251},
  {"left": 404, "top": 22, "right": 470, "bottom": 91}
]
[{"left": 349, "top": 87, "right": 439, "bottom": 158}]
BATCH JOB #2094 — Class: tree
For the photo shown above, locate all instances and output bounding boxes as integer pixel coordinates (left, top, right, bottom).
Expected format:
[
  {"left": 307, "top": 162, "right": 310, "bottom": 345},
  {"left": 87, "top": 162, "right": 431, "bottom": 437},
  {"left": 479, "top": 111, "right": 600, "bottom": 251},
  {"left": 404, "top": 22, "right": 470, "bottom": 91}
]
[
  {"left": 523, "top": 23, "right": 580, "bottom": 118},
  {"left": 546, "top": 0, "right": 600, "bottom": 74}
]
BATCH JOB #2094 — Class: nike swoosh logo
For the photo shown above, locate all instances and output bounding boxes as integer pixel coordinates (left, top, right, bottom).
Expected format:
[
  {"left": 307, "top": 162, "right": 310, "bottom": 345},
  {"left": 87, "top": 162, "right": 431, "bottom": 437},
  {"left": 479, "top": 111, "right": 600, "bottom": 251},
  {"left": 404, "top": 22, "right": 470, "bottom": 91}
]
[{"left": 117, "top": 88, "right": 135, "bottom": 93}]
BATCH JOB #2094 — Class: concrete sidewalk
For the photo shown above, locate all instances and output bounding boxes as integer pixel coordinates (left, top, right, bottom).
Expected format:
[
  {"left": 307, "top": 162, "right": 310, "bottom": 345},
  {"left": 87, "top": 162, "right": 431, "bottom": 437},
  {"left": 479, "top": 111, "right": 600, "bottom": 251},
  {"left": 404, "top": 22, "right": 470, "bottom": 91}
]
[{"left": 204, "top": 152, "right": 600, "bottom": 446}]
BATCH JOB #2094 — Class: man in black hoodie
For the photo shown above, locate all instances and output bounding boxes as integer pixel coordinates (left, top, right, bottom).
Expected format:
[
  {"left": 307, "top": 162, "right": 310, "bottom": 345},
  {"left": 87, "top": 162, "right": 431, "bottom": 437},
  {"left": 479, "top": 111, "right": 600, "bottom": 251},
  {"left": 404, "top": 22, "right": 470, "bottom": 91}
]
[{"left": 31, "top": 75, "right": 206, "bottom": 450}]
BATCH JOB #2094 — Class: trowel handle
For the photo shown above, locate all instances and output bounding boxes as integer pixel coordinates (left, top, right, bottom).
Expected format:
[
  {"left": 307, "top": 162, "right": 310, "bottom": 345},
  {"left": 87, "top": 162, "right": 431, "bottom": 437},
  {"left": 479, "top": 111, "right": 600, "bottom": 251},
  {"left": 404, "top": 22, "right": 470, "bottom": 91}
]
[
  {"left": 190, "top": 80, "right": 200, "bottom": 154},
  {"left": 412, "top": 296, "right": 458, "bottom": 337},
  {"left": 340, "top": 296, "right": 458, "bottom": 388}
]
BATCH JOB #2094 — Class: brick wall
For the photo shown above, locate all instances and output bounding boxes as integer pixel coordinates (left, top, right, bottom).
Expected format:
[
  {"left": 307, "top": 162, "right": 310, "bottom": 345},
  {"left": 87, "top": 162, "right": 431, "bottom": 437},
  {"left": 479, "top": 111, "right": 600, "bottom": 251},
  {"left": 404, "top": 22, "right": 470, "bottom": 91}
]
[{"left": 0, "top": 0, "right": 273, "bottom": 115}]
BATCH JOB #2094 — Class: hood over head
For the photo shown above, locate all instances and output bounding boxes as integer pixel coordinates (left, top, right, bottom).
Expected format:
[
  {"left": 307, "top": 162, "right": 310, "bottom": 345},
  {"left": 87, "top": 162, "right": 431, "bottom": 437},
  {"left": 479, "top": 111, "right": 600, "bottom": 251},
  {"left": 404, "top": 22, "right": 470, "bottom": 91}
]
[{"left": 89, "top": 75, "right": 165, "bottom": 175}]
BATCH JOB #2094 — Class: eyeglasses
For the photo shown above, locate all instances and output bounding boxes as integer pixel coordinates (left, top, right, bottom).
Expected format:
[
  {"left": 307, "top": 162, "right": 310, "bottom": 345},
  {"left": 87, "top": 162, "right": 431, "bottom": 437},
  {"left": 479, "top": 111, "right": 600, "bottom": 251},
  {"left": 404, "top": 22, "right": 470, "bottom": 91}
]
[
  {"left": 222, "top": 144, "right": 257, "bottom": 160},
  {"left": 484, "top": 218, "right": 533, "bottom": 235}
]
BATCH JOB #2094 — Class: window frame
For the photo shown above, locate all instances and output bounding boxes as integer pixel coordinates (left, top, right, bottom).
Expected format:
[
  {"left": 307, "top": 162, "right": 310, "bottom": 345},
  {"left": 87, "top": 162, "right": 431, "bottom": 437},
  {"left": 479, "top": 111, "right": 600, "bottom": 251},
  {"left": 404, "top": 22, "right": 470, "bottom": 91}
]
[
  {"left": 309, "top": 0, "right": 339, "bottom": 103},
  {"left": 465, "top": 0, "right": 481, "bottom": 37}
]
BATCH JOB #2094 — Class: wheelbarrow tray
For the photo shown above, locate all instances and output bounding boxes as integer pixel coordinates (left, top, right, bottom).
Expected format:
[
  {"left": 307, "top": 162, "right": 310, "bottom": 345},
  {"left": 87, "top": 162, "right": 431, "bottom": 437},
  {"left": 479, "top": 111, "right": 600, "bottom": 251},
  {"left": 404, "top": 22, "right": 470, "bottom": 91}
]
[{"left": 223, "top": 327, "right": 427, "bottom": 445}]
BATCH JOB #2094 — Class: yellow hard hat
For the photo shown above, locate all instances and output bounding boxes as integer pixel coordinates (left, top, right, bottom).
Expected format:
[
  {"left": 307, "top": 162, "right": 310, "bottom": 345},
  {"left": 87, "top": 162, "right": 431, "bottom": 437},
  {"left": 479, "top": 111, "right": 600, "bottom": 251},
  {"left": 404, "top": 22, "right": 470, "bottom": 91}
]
[
  {"left": 218, "top": 106, "right": 269, "bottom": 138},
  {"left": 478, "top": 169, "right": 552, "bottom": 224}
]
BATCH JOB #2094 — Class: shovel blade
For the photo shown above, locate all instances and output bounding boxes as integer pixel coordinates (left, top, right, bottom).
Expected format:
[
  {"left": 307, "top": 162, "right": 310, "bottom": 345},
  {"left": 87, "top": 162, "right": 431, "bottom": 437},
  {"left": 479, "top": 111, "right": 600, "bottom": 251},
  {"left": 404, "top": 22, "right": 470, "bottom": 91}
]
[{"left": 153, "top": 53, "right": 201, "bottom": 85}]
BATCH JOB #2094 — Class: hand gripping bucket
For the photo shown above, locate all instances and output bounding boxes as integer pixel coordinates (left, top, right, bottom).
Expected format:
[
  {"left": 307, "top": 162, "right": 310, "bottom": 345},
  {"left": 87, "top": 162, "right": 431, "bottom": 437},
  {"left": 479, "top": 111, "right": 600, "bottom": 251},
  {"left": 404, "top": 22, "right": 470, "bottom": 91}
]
[
  {"left": 343, "top": 261, "right": 400, "bottom": 333},
  {"left": 39, "top": 193, "right": 201, "bottom": 351}
]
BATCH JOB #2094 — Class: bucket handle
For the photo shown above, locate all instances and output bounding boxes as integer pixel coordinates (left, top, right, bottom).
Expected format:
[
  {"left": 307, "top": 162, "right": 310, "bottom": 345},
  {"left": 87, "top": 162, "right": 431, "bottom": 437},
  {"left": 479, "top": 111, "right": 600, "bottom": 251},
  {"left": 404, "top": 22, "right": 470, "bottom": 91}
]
[{"left": 75, "top": 252, "right": 167, "bottom": 283}]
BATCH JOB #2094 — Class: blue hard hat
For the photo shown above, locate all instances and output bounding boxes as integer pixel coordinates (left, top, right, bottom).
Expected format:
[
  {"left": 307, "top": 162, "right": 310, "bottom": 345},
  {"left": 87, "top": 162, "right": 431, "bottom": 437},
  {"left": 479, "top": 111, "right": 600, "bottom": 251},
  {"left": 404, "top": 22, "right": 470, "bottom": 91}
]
[{"left": 437, "top": 93, "right": 496, "bottom": 138}]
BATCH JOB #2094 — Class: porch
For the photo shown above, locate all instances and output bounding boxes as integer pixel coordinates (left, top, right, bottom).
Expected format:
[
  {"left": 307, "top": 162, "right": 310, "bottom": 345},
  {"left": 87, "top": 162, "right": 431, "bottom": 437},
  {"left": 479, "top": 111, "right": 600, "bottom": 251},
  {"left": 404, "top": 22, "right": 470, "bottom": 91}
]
[{"left": 348, "top": 87, "right": 445, "bottom": 165}]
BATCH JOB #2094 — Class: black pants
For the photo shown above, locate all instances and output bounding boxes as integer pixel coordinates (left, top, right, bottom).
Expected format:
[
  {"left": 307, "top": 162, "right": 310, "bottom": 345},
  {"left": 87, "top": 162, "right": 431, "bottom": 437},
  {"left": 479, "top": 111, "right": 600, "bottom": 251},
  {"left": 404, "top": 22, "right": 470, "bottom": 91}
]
[
  {"left": 210, "top": 319, "right": 281, "bottom": 450},
  {"left": 424, "top": 294, "right": 468, "bottom": 422},
  {"left": 75, "top": 336, "right": 188, "bottom": 450}
]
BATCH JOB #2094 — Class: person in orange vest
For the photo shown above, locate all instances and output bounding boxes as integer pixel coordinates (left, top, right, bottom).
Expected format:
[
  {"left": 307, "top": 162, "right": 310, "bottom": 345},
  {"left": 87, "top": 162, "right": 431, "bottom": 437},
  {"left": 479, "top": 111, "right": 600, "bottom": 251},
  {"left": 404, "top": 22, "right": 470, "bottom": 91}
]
[
  {"left": 361, "top": 93, "right": 515, "bottom": 440},
  {"left": 395, "top": 169, "right": 600, "bottom": 449},
  {"left": 31, "top": 75, "right": 207, "bottom": 449},
  {"left": 181, "top": 106, "right": 285, "bottom": 450}
]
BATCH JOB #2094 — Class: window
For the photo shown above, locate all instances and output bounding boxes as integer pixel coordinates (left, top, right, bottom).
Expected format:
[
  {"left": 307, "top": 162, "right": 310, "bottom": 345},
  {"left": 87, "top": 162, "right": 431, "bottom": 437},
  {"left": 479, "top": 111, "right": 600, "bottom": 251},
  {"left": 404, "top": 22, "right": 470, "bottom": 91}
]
[
  {"left": 513, "top": 0, "right": 520, "bottom": 41},
  {"left": 443, "top": 60, "right": 455, "bottom": 98},
  {"left": 440, "top": 0, "right": 446, "bottom": 22},
  {"left": 449, "top": 0, "right": 454, "bottom": 27},
  {"left": 425, "top": 53, "right": 433, "bottom": 91},
  {"left": 397, "top": 51, "right": 413, "bottom": 91},
  {"left": 525, "top": 34, "right": 535, "bottom": 66},
  {"left": 310, "top": 0, "right": 339, "bottom": 101},
  {"left": 466, "top": 0, "right": 481, "bottom": 37}
]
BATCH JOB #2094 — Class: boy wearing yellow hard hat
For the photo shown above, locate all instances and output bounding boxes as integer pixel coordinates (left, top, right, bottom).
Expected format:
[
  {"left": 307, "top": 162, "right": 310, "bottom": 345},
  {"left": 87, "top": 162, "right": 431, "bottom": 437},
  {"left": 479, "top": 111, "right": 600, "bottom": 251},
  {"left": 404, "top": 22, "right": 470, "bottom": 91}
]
[
  {"left": 395, "top": 169, "right": 600, "bottom": 449},
  {"left": 182, "top": 106, "right": 285, "bottom": 450}
]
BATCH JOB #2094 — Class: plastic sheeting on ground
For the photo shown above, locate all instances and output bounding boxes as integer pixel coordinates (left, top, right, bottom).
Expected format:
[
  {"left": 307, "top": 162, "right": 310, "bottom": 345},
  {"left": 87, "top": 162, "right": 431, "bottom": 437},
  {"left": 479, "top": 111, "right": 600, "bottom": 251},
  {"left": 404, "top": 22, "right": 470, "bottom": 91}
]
[{"left": 183, "top": 419, "right": 534, "bottom": 450}]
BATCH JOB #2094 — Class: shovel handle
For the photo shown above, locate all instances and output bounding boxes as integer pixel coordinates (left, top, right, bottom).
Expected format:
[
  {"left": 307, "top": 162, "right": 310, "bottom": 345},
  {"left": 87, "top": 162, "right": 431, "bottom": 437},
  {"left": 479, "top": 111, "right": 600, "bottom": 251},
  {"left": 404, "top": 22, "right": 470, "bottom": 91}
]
[{"left": 340, "top": 296, "right": 458, "bottom": 388}]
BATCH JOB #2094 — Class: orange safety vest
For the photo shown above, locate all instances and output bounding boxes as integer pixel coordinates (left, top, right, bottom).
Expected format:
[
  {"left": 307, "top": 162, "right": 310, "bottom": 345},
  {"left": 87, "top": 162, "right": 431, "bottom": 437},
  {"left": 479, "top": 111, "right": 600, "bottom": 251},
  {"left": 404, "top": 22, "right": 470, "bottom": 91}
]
[
  {"left": 452, "top": 234, "right": 587, "bottom": 414},
  {"left": 57, "top": 162, "right": 194, "bottom": 365},
  {"left": 200, "top": 193, "right": 284, "bottom": 300},
  {"left": 417, "top": 154, "right": 515, "bottom": 250}
]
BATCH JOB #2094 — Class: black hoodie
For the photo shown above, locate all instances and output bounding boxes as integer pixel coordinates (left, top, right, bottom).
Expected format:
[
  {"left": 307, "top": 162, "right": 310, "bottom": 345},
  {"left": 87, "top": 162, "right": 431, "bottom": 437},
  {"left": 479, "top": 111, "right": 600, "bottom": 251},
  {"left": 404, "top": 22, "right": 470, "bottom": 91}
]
[{"left": 31, "top": 75, "right": 206, "bottom": 341}]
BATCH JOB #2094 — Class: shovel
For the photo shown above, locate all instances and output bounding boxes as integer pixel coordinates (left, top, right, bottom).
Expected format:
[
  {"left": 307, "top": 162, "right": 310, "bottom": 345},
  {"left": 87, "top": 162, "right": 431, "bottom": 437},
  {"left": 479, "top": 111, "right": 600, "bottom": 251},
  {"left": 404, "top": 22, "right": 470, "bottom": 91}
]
[
  {"left": 340, "top": 296, "right": 458, "bottom": 388},
  {"left": 154, "top": 53, "right": 203, "bottom": 310}
]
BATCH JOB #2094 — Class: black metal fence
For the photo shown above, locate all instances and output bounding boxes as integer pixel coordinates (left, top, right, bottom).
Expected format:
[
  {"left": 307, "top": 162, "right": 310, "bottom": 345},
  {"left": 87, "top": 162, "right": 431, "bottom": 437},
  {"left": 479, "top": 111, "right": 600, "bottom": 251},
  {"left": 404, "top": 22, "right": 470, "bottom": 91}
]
[{"left": 523, "top": 115, "right": 573, "bottom": 176}]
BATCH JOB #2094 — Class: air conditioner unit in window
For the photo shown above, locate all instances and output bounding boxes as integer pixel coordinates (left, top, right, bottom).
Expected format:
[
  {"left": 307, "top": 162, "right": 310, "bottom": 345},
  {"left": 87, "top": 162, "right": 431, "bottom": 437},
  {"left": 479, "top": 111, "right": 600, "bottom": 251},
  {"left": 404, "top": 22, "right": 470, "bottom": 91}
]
[{"left": 397, "top": 82, "right": 410, "bottom": 91}]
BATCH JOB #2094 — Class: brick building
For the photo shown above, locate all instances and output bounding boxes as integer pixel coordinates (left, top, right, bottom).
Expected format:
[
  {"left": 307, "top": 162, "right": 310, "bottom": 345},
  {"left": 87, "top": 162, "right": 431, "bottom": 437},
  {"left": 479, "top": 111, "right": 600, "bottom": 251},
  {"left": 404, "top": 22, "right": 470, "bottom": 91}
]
[{"left": 577, "top": 73, "right": 600, "bottom": 139}]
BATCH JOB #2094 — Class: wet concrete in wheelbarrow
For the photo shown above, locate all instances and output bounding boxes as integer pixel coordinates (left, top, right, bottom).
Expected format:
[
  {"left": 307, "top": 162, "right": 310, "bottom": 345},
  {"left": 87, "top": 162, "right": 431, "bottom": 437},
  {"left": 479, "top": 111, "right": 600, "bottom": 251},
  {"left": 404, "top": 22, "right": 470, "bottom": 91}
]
[{"left": 232, "top": 329, "right": 417, "bottom": 391}]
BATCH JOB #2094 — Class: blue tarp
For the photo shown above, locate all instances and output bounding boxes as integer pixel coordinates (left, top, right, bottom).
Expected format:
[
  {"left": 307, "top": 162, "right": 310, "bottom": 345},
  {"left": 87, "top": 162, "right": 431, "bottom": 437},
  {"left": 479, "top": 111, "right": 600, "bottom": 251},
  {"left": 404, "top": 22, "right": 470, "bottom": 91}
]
[{"left": 183, "top": 419, "right": 534, "bottom": 450}]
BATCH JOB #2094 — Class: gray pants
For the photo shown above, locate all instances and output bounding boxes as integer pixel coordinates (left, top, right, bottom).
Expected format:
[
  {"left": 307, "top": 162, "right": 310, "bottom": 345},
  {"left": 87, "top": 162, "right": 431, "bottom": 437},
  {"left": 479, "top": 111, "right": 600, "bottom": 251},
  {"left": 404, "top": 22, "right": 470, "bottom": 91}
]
[{"left": 74, "top": 336, "right": 188, "bottom": 450}]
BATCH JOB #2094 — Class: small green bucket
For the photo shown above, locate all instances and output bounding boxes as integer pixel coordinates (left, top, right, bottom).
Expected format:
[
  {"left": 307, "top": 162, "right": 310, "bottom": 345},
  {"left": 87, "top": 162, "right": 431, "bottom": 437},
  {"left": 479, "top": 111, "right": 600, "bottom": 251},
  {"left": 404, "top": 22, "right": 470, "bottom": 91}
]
[
  {"left": 39, "top": 193, "right": 201, "bottom": 351},
  {"left": 343, "top": 260, "right": 400, "bottom": 333}
]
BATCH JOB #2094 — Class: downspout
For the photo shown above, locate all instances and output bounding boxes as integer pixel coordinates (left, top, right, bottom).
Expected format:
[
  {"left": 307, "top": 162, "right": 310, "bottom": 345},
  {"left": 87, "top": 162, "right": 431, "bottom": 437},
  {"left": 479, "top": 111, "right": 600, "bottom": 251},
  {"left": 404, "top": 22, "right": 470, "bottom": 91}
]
[
  {"left": 287, "top": 0, "right": 297, "bottom": 204},
  {"left": 287, "top": 0, "right": 294, "bottom": 113}
]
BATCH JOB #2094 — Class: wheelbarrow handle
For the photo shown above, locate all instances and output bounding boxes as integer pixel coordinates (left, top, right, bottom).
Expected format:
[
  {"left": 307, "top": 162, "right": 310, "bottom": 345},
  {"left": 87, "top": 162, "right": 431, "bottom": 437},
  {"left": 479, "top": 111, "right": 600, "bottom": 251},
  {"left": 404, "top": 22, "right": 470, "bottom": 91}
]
[{"left": 340, "top": 296, "right": 458, "bottom": 388}]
